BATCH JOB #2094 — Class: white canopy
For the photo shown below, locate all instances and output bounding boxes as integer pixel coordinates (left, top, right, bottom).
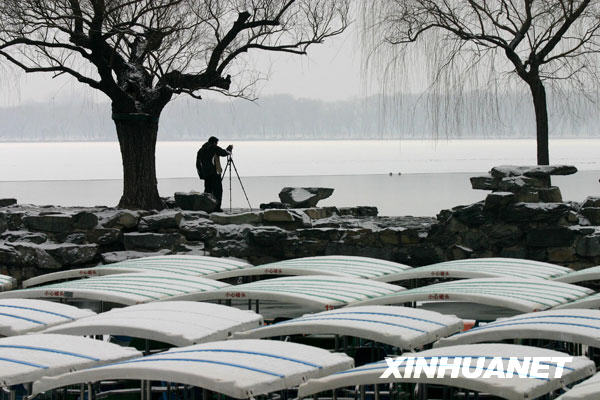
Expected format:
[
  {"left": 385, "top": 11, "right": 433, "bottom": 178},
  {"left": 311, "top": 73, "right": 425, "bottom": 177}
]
[
  {"left": 0, "top": 272, "right": 230, "bottom": 305},
  {"left": 554, "top": 292, "right": 600, "bottom": 310},
  {"left": 556, "top": 372, "right": 600, "bottom": 400},
  {"left": 221, "top": 256, "right": 412, "bottom": 282},
  {"left": 348, "top": 278, "right": 592, "bottom": 314},
  {"left": 0, "top": 334, "right": 141, "bottom": 387},
  {"left": 234, "top": 306, "right": 462, "bottom": 350},
  {"left": 0, "top": 274, "right": 16, "bottom": 292},
  {"left": 554, "top": 265, "right": 600, "bottom": 284},
  {"left": 379, "top": 258, "right": 572, "bottom": 282},
  {"left": 177, "top": 276, "right": 405, "bottom": 310},
  {"left": 0, "top": 299, "right": 95, "bottom": 337},
  {"left": 44, "top": 302, "right": 262, "bottom": 346},
  {"left": 22, "top": 255, "right": 253, "bottom": 288},
  {"left": 435, "top": 309, "right": 600, "bottom": 348},
  {"left": 298, "top": 344, "right": 595, "bottom": 400},
  {"left": 32, "top": 339, "right": 354, "bottom": 399}
]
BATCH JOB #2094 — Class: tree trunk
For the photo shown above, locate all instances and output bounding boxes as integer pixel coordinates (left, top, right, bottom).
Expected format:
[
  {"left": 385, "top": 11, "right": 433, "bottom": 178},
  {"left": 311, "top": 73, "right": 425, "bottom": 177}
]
[
  {"left": 113, "top": 115, "right": 164, "bottom": 210},
  {"left": 528, "top": 78, "right": 550, "bottom": 165}
]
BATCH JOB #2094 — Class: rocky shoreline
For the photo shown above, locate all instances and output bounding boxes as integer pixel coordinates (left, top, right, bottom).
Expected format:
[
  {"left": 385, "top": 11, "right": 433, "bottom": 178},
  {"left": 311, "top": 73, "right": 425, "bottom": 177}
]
[{"left": 1, "top": 165, "right": 599, "bottom": 284}]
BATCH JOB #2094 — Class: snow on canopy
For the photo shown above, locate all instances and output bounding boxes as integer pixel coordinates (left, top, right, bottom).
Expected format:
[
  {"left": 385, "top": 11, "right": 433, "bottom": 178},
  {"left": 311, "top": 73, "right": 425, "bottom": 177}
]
[
  {"left": 553, "top": 265, "right": 600, "bottom": 284},
  {"left": 435, "top": 309, "right": 600, "bottom": 349},
  {"left": 556, "top": 372, "right": 600, "bottom": 400},
  {"left": 0, "top": 334, "right": 141, "bottom": 387},
  {"left": 220, "top": 256, "right": 412, "bottom": 282},
  {"left": 554, "top": 292, "right": 600, "bottom": 310},
  {"left": 0, "top": 272, "right": 230, "bottom": 305},
  {"left": 31, "top": 339, "right": 354, "bottom": 399},
  {"left": 22, "top": 255, "right": 252, "bottom": 288},
  {"left": 234, "top": 305, "right": 462, "bottom": 350},
  {"left": 379, "top": 257, "right": 572, "bottom": 282},
  {"left": 44, "top": 302, "right": 262, "bottom": 347},
  {"left": 0, "top": 274, "right": 16, "bottom": 291},
  {"left": 174, "top": 275, "right": 405, "bottom": 311},
  {"left": 298, "top": 344, "right": 595, "bottom": 400},
  {"left": 0, "top": 299, "right": 95, "bottom": 337},
  {"left": 347, "top": 278, "right": 592, "bottom": 313}
]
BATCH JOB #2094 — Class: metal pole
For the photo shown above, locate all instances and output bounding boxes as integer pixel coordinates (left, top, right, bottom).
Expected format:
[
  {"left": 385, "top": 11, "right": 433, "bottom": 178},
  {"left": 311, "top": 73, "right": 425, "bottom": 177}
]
[{"left": 229, "top": 157, "right": 232, "bottom": 213}]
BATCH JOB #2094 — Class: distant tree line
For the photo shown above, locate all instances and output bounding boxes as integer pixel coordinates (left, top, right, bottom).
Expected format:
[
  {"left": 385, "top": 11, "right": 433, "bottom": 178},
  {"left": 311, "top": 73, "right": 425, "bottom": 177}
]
[{"left": 1, "top": 92, "right": 599, "bottom": 142}]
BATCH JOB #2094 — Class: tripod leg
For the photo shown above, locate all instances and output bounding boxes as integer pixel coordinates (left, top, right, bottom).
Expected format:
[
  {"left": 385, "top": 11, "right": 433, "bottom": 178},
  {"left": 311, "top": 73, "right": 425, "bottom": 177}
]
[
  {"left": 229, "top": 157, "right": 232, "bottom": 213},
  {"left": 230, "top": 159, "right": 252, "bottom": 211}
]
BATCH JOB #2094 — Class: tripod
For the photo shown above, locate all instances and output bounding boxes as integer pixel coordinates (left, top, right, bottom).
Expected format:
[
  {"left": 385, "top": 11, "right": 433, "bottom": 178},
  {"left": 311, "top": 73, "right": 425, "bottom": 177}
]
[{"left": 221, "top": 155, "right": 252, "bottom": 213}]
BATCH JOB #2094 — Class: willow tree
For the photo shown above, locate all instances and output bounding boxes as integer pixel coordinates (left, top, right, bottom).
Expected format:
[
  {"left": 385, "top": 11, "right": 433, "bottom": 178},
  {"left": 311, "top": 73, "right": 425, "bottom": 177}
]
[
  {"left": 363, "top": 0, "right": 600, "bottom": 165},
  {"left": 0, "top": 0, "right": 349, "bottom": 209}
]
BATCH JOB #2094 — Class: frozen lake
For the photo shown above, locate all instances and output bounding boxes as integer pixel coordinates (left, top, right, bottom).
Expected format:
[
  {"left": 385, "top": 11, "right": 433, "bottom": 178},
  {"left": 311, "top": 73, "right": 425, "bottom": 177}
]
[{"left": 0, "top": 139, "right": 599, "bottom": 216}]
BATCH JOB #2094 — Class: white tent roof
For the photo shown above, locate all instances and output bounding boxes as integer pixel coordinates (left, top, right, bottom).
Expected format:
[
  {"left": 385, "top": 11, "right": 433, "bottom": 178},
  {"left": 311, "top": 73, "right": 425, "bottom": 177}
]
[
  {"left": 221, "top": 256, "right": 412, "bottom": 282},
  {"left": 556, "top": 372, "right": 600, "bottom": 400},
  {"left": 0, "top": 274, "right": 16, "bottom": 291},
  {"left": 435, "top": 309, "right": 600, "bottom": 348},
  {"left": 0, "top": 273, "right": 230, "bottom": 305},
  {"left": 348, "top": 278, "right": 593, "bottom": 313},
  {"left": 298, "top": 344, "right": 595, "bottom": 400},
  {"left": 23, "top": 256, "right": 252, "bottom": 288},
  {"left": 554, "top": 265, "right": 600, "bottom": 284},
  {"left": 0, "top": 334, "right": 141, "bottom": 387},
  {"left": 554, "top": 292, "right": 600, "bottom": 310},
  {"left": 177, "top": 276, "right": 405, "bottom": 310},
  {"left": 32, "top": 339, "right": 354, "bottom": 399},
  {"left": 234, "top": 306, "right": 462, "bottom": 350},
  {"left": 380, "top": 258, "right": 572, "bottom": 282},
  {"left": 0, "top": 299, "right": 95, "bottom": 337},
  {"left": 44, "top": 302, "right": 263, "bottom": 346}
]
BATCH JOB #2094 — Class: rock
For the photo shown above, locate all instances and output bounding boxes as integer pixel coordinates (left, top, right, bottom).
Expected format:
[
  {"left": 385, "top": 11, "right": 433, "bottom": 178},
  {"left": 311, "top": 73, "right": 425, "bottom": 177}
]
[
  {"left": 538, "top": 187, "right": 563, "bottom": 203},
  {"left": 1, "top": 231, "right": 48, "bottom": 244},
  {"left": 263, "top": 209, "right": 311, "bottom": 227},
  {"left": 64, "top": 233, "right": 87, "bottom": 244},
  {"left": 179, "top": 220, "right": 218, "bottom": 241},
  {"left": 452, "top": 202, "right": 486, "bottom": 227},
  {"left": 526, "top": 227, "right": 576, "bottom": 247},
  {"left": 484, "top": 192, "right": 516, "bottom": 212},
  {"left": 100, "top": 249, "right": 171, "bottom": 264},
  {"left": 576, "top": 234, "right": 600, "bottom": 257},
  {"left": 338, "top": 206, "right": 378, "bottom": 217},
  {"left": 514, "top": 190, "right": 540, "bottom": 203},
  {"left": 490, "top": 165, "right": 578, "bottom": 178},
  {"left": 582, "top": 197, "right": 600, "bottom": 208},
  {"left": 547, "top": 247, "right": 576, "bottom": 263},
  {"left": 23, "top": 214, "right": 74, "bottom": 233},
  {"left": 501, "top": 203, "right": 570, "bottom": 223},
  {"left": 259, "top": 202, "right": 289, "bottom": 210},
  {"left": 210, "top": 212, "right": 262, "bottom": 225},
  {"left": 87, "top": 228, "right": 122, "bottom": 246},
  {"left": 174, "top": 192, "right": 218, "bottom": 213},
  {"left": 498, "top": 176, "right": 547, "bottom": 191},
  {"left": 139, "top": 211, "right": 183, "bottom": 231},
  {"left": 72, "top": 211, "right": 99, "bottom": 230},
  {"left": 0, "top": 199, "right": 17, "bottom": 207},
  {"left": 499, "top": 246, "right": 527, "bottom": 259},
  {"left": 303, "top": 207, "right": 338, "bottom": 220},
  {"left": 103, "top": 210, "right": 140, "bottom": 229},
  {"left": 470, "top": 176, "right": 499, "bottom": 191},
  {"left": 486, "top": 224, "right": 522, "bottom": 248},
  {"left": 0, "top": 213, "right": 6, "bottom": 233},
  {"left": 6, "top": 243, "right": 61, "bottom": 270},
  {"left": 123, "top": 232, "right": 183, "bottom": 251},
  {"left": 278, "top": 187, "right": 334, "bottom": 208},
  {"left": 42, "top": 243, "right": 98, "bottom": 266},
  {"left": 248, "top": 227, "right": 290, "bottom": 247},
  {"left": 449, "top": 244, "right": 473, "bottom": 259},
  {"left": 581, "top": 208, "right": 600, "bottom": 225}
]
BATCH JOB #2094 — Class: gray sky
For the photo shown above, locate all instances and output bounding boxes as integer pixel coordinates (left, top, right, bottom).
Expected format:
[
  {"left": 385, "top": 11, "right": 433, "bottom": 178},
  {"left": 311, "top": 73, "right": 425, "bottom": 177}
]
[{"left": 0, "top": 25, "right": 366, "bottom": 107}]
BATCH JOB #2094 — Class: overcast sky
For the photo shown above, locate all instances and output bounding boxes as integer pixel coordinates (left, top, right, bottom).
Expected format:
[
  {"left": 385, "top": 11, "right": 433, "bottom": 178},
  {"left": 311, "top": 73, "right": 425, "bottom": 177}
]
[{"left": 0, "top": 25, "right": 371, "bottom": 107}]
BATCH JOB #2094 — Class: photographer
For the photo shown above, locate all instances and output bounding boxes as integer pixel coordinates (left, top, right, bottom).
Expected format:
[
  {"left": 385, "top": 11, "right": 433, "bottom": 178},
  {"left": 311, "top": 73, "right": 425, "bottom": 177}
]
[{"left": 196, "top": 136, "right": 233, "bottom": 212}]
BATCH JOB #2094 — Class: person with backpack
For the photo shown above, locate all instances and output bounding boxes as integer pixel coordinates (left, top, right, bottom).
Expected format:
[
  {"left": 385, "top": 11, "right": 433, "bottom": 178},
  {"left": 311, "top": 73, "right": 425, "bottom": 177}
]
[{"left": 196, "top": 136, "right": 233, "bottom": 212}]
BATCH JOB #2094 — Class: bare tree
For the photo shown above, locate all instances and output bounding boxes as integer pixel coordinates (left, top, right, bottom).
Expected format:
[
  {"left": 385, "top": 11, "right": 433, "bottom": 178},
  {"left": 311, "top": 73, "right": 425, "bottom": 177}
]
[
  {"left": 363, "top": 0, "right": 600, "bottom": 165},
  {"left": 0, "top": 0, "right": 349, "bottom": 209}
]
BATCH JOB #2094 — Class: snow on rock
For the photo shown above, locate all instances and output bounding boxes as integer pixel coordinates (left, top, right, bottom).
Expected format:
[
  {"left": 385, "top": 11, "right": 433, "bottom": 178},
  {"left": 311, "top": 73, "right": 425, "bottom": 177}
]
[{"left": 278, "top": 187, "right": 334, "bottom": 208}]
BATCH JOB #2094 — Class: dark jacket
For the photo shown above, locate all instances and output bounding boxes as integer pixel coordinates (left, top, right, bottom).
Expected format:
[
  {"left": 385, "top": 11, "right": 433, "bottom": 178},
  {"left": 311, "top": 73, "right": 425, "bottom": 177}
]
[{"left": 196, "top": 142, "right": 229, "bottom": 178}]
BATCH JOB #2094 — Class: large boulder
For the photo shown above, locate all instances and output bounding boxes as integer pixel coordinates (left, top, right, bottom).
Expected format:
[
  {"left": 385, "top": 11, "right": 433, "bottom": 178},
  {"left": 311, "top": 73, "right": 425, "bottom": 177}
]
[
  {"left": 23, "top": 214, "right": 74, "bottom": 233},
  {"left": 42, "top": 243, "right": 99, "bottom": 266},
  {"left": 139, "top": 211, "right": 183, "bottom": 231},
  {"left": 123, "top": 232, "right": 183, "bottom": 251},
  {"left": 210, "top": 212, "right": 262, "bottom": 225},
  {"left": 175, "top": 192, "right": 218, "bottom": 213},
  {"left": 102, "top": 210, "right": 140, "bottom": 229},
  {"left": 278, "top": 187, "right": 334, "bottom": 208},
  {"left": 490, "top": 165, "right": 578, "bottom": 178},
  {"left": 0, "top": 199, "right": 17, "bottom": 207},
  {"left": 1, "top": 243, "right": 61, "bottom": 270},
  {"left": 101, "top": 249, "right": 171, "bottom": 264},
  {"left": 1, "top": 231, "right": 47, "bottom": 244},
  {"left": 72, "top": 211, "right": 99, "bottom": 230}
]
